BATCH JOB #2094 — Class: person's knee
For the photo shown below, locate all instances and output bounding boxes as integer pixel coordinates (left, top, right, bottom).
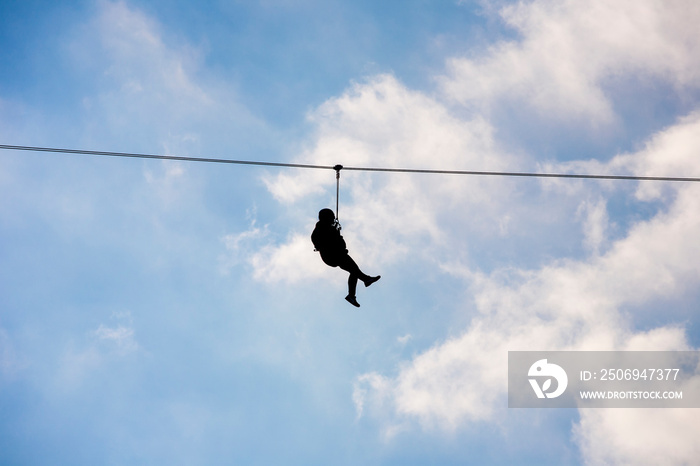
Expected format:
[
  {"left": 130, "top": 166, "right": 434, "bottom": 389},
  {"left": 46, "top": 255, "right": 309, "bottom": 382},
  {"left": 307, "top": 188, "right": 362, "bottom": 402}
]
[{"left": 339, "top": 259, "right": 360, "bottom": 274}]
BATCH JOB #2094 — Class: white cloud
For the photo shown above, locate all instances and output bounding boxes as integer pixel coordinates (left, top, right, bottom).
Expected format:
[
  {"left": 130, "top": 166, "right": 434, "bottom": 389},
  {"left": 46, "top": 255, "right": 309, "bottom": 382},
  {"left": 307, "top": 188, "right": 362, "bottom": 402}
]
[
  {"left": 237, "top": 0, "right": 700, "bottom": 462},
  {"left": 56, "top": 315, "right": 139, "bottom": 390},
  {"left": 143, "top": 161, "right": 187, "bottom": 206},
  {"left": 397, "top": 334, "right": 412, "bottom": 345},
  {"left": 258, "top": 74, "right": 518, "bottom": 280},
  {"left": 612, "top": 111, "right": 700, "bottom": 201},
  {"left": 219, "top": 211, "right": 330, "bottom": 282},
  {"left": 573, "top": 329, "right": 700, "bottom": 465},
  {"left": 93, "top": 323, "right": 139, "bottom": 355},
  {"left": 574, "top": 406, "right": 700, "bottom": 466},
  {"left": 220, "top": 219, "right": 270, "bottom": 273},
  {"left": 353, "top": 118, "right": 700, "bottom": 463},
  {"left": 222, "top": 224, "right": 268, "bottom": 256},
  {"left": 94, "top": 0, "right": 212, "bottom": 109},
  {"left": 249, "top": 232, "right": 329, "bottom": 284},
  {"left": 443, "top": 0, "right": 700, "bottom": 122},
  {"left": 72, "top": 1, "right": 267, "bottom": 155},
  {"left": 576, "top": 197, "right": 610, "bottom": 255}
]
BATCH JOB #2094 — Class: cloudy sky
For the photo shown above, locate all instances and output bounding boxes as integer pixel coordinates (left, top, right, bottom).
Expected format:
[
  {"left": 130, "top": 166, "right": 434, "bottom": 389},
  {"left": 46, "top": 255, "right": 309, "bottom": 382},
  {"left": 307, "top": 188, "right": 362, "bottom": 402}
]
[{"left": 2, "top": 0, "right": 700, "bottom": 464}]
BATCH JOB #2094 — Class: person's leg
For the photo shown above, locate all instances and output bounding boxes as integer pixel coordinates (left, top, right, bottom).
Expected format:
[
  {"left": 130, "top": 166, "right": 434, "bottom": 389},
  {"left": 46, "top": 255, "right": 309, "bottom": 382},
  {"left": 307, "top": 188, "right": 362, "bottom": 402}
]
[
  {"left": 348, "top": 273, "right": 358, "bottom": 298},
  {"left": 337, "top": 255, "right": 380, "bottom": 306},
  {"left": 338, "top": 255, "right": 374, "bottom": 281},
  {"left": 337, "top": 255, "right": 362, "bottom": 305},
  {"left": 338, "top": 254, "right": 359, "bottom": 288}
]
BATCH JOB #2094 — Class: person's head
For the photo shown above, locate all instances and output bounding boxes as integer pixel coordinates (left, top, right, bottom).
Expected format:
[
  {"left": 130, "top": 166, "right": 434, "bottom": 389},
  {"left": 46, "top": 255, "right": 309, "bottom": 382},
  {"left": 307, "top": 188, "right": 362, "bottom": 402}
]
[{"left": 318, "top": 208, "right": 335, "bottom": 224}]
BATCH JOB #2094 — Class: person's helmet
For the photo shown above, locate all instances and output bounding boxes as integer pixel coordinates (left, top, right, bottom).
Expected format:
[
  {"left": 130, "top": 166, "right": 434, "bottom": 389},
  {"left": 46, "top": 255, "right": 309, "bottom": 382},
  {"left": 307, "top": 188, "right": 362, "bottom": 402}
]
[{"left": 318, "top": 208, "right": 335, "bottom": 223}]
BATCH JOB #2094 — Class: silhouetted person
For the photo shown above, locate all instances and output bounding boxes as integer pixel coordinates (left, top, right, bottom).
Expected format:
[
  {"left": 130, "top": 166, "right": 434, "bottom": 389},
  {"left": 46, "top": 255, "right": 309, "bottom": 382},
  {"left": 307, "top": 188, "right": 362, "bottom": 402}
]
[{"left": 311, "top": 208, "right": 380, "bottom": 307}]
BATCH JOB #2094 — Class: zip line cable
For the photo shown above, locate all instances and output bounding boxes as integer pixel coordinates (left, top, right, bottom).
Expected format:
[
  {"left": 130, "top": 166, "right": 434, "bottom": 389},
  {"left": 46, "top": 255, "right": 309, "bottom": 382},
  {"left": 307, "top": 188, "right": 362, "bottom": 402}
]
[
  {"left": 2, "top": 144, "right": 700, "bottom": 183},
  {"left": 0, "top": 144, "right": 331, "bottom": 170}
]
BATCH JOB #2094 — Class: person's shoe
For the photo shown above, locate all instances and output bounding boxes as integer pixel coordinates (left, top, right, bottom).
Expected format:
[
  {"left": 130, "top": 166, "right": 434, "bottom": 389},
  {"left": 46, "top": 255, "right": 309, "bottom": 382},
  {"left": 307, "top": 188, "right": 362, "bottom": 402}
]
[
  {"left": 364, "top": 275, "right": 381, "bottom": 287},
  {"left": 345, "top": 295, "right": 360, "bottom": 307}
]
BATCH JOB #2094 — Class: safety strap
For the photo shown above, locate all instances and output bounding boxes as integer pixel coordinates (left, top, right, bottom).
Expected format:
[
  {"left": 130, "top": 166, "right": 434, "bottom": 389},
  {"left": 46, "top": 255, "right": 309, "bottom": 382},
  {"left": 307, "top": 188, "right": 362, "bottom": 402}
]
[{"left": 334, "top": 164, "right": 343, "bottom": 223}]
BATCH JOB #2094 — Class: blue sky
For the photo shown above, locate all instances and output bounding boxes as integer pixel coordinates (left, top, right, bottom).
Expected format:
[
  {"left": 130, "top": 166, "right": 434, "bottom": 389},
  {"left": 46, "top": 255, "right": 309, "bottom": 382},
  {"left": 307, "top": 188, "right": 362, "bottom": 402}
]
[{"left": 2, "top": 1, "right": 700, "bottom": 464}]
